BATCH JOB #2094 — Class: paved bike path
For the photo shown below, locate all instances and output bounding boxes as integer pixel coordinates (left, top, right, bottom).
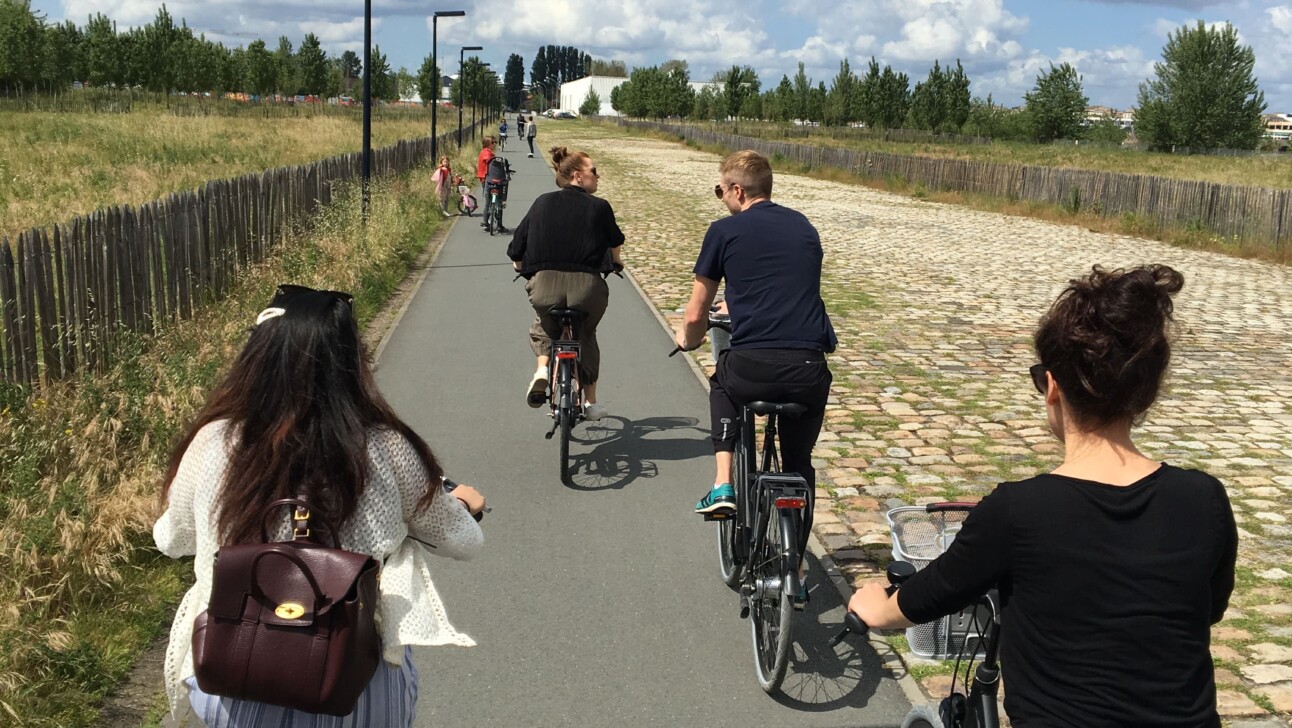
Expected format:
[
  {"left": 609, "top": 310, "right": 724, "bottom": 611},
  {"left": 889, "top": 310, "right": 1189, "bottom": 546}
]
[{"left": 374, "top": 145, "right": 910, "bottom": 727}]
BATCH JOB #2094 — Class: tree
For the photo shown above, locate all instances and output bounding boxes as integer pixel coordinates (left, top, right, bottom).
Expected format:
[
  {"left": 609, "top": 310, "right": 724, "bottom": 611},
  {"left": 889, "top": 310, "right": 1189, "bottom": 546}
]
[
  {"left": 338, "top": 49, "right": 360, "bottom": 92},
  {"left": 825, "top": 59, "right": 856, "bottom": 126},
  {"left": 1085, "top": 115, "right": 1128, "bottom": 145},
  {"left": 791, "top": 62, "right": 810, "bottom": 121},
  {"left": 0, "top": 0, "right": 44, "bottom": 90},
  {"left": 244, "top": 39, "right": 275, "bottom": 96},
  {"left": 720, "top": 65, "right": 759, "bottom": 119},
  {"left": 1134, "top": 21, "right": 1266, "bottom": 151},
  {"left": 590, "top": 58, "right": 627, "bottom": 77},
  {"left": 909, "top": 59, "right": 947, "bottom": 131},
  {"left": 858, "top": 59, "right": 910, "bottom": 129},
  {"left": 579, "top": 88, "right": 601, "bottom": 116},
  {"left": 504, "top": 53, "right": 524, "bottom": 109},
  {"left": 945, "top": 60, "right": 971, "bottom": 132},
  {"left": 395, "top": 66, "right": 416, "bottom": 101},
  {"left": 416, "top": 53, "right": 440, "bottom": 106},
  {"left": 297, "top": 33, "right": 328, "bottom": 95},
  {"left": 83, "top": 13, "right": 118, "bottom": 86},
  {"left": 272, "top": 35, "right": 295, "bottom": 95},
  {"left": 1024, "top": 62, "right": 1087, "bottom": 142},
  {"left": 367, "top": 45, "right": 395, "bottom": 101}
]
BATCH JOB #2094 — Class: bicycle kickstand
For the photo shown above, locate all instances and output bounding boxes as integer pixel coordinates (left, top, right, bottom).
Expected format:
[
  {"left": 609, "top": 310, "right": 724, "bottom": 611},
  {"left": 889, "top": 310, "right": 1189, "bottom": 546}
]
[{"left": 544, "top": 415, "right": 559, "bottom": 440}]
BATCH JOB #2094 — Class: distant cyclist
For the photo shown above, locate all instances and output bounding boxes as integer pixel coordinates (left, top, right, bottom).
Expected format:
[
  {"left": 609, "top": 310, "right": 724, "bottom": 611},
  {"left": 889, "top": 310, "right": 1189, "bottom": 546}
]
[
  {"left": 498, "top": 119, "right": 509, "bottom": 149},
  {"left": 849, "top": 265, "right": 1237, "bottom": 727},
  {"left": 675, "top": 151, "right": 835, "bottom": 555}
]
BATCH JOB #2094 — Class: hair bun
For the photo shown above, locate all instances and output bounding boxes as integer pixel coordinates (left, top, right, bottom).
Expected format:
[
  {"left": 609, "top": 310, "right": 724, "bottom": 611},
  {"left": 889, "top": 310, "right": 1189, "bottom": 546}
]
[{"left": 550, "top": 146, "right": 569, "bottom": 165}]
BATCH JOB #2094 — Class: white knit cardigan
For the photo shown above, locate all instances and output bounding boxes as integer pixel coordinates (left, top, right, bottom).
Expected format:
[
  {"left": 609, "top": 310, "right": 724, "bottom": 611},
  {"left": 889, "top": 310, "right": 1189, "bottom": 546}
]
[{"left": 154, "top": 420, "right": 483, "bottom": 717}]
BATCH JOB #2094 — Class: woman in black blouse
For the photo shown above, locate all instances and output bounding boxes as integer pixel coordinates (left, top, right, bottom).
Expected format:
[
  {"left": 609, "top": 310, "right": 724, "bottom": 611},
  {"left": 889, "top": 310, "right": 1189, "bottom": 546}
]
[
  {"left": 850, "top": 264, "right": 1237, "bottom": 727},
  {"left": 507, "top": 146, "right": 624, "bottom": 421}
]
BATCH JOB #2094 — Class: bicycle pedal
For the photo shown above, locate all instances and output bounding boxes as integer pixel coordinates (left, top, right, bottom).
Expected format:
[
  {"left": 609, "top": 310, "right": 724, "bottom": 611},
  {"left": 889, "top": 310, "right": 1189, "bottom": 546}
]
[{"left": 703, "top": 512, "right": 732, "bottom": 522}]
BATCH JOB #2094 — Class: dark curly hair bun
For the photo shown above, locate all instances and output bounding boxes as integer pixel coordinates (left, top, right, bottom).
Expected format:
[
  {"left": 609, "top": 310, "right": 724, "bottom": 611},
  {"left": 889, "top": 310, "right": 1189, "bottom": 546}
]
[{"left": 1034, "top": 264, "right": 1184, "bottom": 427}]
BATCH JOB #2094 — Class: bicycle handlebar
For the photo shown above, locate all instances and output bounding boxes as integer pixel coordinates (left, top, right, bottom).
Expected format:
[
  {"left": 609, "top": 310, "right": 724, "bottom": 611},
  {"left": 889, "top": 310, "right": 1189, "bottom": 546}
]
[
  {"left": 443, "top": 478, "right": 488, "bottom": 522},
  {"left": 831, "top": 561, "right": 918, "bottom": 646}
]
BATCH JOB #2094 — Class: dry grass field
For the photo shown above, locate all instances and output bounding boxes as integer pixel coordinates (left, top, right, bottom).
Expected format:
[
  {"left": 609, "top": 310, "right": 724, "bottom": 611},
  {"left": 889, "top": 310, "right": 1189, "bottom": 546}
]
[{"left": 0, "top": 108, "right": 459, "bottom": 240}]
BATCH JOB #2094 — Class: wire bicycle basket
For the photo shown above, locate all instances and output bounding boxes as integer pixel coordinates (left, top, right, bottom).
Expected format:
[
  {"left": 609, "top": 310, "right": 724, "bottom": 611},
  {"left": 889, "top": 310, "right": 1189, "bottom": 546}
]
[{"left": 886, "top": 505, "right": 990, "bottom": 660}]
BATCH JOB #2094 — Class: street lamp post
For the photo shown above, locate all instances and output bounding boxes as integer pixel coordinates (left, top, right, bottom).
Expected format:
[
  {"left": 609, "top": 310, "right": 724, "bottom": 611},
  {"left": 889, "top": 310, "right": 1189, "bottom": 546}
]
[
  {"left": 473, "top": 62, "right": 491, "bottom": 140},
  {"left": 429, "top": 10, "right": 465, "bottom": 164},
  {"left": 457, "top": 45, "right": 482, "bottom": 145},
  {"left": 361, "top": 0, "right": 373, "bottom": 221}
]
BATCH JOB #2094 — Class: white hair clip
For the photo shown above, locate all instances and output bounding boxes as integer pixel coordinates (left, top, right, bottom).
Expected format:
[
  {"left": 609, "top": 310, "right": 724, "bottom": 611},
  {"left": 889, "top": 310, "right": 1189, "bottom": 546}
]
[{"left": 255, "top": 307, "right": 287, "bottom": 326}]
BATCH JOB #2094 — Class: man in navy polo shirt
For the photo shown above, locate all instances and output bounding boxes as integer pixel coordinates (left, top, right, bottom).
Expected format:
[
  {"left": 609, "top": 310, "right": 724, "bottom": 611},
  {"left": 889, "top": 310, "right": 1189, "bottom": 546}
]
[{"left": 675, "top": 150, "right": 835, "bottom": 554}]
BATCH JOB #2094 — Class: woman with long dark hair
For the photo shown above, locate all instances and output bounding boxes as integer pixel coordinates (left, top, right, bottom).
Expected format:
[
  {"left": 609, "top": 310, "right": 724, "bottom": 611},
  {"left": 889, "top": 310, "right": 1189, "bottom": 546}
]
[
  {"left": 155, "top": 284, "right": 485, "bottom": 727},
  {"left": 850, "top": 265, "right": 1237, "bottom": 727}
]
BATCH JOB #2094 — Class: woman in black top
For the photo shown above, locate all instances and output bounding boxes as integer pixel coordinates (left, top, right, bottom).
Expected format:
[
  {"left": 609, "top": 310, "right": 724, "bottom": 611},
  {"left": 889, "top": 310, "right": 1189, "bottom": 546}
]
[
  {"left": 507, "top": 146, "right": 624, "bottom": 421},
  {"left": 850, "top": 264, "right": 1238, "bottom": 727}
]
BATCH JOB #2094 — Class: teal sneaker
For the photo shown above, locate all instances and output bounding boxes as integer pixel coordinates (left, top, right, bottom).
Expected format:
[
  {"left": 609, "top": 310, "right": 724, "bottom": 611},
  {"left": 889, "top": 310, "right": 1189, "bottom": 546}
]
[{"left": 695, "top": 483, "right": 736, "bottom": 514}]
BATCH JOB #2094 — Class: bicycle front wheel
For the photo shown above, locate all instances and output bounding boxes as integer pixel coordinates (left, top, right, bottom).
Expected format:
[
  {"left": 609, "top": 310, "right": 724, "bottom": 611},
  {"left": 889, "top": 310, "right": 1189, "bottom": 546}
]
[
  {"left": 900, "top": 704, "right": 944, "bottom": 728},
  {"left": 750, "top": 508, "right": 796, "bottom": 693}
]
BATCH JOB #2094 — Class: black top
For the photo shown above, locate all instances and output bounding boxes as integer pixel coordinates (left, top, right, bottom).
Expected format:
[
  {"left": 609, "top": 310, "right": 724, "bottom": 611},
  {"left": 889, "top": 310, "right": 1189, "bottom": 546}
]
[
  {"left": 897, "top": 465, "right": 1237, "bottom": 727},
  {"left": 692, "top": 201, "right": 836, "bottom": 352},
  {"left": 507, "top": 186, "right": 624, "bottom": 278}
]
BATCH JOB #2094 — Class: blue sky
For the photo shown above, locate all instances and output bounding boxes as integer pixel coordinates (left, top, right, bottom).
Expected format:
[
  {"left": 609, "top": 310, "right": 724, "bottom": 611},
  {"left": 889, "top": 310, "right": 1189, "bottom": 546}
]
[{"left": 35, "top": 0, "right": 1292, "bottom": 111}]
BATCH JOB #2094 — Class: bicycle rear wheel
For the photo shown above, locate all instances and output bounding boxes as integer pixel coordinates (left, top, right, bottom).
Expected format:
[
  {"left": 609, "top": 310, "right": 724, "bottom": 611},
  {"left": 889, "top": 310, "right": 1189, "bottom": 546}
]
[
  {"left": 716, "top": 429, "right": 746, "bottom": 587},
  {"left": 558, "top": 360, "right": 574, "bottom": 484},
  {"left": 750, "top": 506, "right": 796, "bottom": 693}
]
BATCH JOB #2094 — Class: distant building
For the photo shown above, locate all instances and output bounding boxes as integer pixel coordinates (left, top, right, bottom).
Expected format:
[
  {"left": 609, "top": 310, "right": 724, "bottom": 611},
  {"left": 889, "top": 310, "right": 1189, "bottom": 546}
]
[
  {"left": 559, "top": 76, "right": 628, "bottom": 115},
  {"left": 1084, "top": 106, "right": 1135, "bottom": 130},
  {"left": 1264, "top": 113, "right": 1292, "bottom": 141}
]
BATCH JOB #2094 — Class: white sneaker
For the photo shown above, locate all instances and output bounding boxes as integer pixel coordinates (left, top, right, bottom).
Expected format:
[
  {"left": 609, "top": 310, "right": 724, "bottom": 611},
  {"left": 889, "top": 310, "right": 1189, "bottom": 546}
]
[
  {"left": 584, "top": 402, "right": 608, "bottom": 421},
  {"left": 526, "top": 370, "right": 548, "bottom": 408}
]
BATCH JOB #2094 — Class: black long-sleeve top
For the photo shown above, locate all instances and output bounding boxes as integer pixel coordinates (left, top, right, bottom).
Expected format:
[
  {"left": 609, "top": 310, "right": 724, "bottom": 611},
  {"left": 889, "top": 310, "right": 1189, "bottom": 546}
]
[
  {"left": 897, "top": 465, "right": 1237, "bottom": 727},
  {"left": 506, "top": 185, "right": 624, "bottom": 278}
]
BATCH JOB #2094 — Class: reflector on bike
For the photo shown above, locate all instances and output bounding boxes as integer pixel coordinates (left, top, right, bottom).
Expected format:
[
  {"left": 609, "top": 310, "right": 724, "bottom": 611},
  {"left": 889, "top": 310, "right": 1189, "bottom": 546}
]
[
  {"left": 773, "top": 496, "right": 807, "bottom": 509},
  {"left": 556, "top": 351, "right": 578, "bottom": 360}
]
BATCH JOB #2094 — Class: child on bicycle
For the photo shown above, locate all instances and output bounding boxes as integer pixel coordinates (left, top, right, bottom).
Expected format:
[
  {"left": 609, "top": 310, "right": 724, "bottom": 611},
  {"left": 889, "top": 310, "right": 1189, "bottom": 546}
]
[
  {"left": 849, "top": 265, "right": 1237, "bottom": 727},
  {"left": 498, "top": 120, "right": 509, "bottom": 149}
]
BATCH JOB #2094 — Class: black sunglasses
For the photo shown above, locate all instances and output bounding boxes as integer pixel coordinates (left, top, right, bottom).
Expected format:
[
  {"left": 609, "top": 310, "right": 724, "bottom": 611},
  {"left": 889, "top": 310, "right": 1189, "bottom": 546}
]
[
  {"left": 276, "top": 283, "right": 354, "bottom": 307},
  {"left": 714, "top": 184, "right": 724, "bottom": 199},
  {"left": 1028, "top": 363, "right": 1047, "bottom": 395}
]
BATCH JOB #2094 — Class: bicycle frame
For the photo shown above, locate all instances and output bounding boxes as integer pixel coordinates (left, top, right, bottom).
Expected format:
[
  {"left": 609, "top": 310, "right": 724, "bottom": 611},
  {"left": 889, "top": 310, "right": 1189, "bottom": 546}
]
[
  {"left": 734, "top": 409, "right": 810, "bottom": 602},
  {"left": 953, "top": 591, "right": 1002, "bottom": 728}
]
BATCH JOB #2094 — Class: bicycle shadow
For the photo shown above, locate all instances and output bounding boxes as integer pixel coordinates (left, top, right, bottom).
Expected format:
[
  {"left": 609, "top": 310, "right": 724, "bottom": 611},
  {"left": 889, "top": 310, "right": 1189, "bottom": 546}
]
[
  {"left": 773, "top": 552, "right": 892, "bottom": 713},
  {"left": 565, "top": 415, "right": 711, "bottom": 491}
]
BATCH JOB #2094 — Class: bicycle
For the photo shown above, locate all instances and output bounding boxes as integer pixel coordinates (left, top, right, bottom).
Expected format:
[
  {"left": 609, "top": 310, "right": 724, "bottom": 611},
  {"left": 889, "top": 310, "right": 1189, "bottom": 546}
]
[
  {"left": 521, "top": 268, "right": 623, "bottom": 484},
  {"left": 833, "top": 502, "right": 1002, "bottom": 728},
  {"left": 669, "top": 310, "right": 813, "bottom": 693},
  {"left": 454, "top": 175, "right": 478, "bottom": 217},
  {"left": 484, "top": 175, "right": 512, "bottom": 236},
  {"left": 498, "top": 132, "right": 508, "bottom": 151}
]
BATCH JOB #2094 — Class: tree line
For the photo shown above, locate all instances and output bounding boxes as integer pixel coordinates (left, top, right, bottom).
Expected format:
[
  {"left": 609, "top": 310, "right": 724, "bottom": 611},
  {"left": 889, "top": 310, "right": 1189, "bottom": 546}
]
[{"left": 597, "top": 21, "right": 1268, "bottom": 151}]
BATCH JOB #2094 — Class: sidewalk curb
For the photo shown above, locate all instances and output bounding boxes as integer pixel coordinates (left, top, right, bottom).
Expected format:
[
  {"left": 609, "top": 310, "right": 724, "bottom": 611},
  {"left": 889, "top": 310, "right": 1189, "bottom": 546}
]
[
  {"left": 618, "top": 264, "right": 923, "bottom": 712},
  {"left": 373, "top": 214, "right": 459, "bottom": 367}
]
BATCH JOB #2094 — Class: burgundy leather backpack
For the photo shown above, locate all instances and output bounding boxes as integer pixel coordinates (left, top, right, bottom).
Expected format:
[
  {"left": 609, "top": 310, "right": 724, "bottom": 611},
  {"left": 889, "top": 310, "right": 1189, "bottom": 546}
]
[{"left": 192, "top": 499, "right": 381, "bottom": 716}]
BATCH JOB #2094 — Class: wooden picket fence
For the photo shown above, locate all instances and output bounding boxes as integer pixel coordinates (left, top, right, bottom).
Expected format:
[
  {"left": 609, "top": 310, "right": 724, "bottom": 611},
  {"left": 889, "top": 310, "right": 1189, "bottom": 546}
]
[
  {"left": 619, "top": 119, "right": 1292, "bottom": 253},
  {"left": 0, "top": 121, "right": 487, "bottom": 385}
]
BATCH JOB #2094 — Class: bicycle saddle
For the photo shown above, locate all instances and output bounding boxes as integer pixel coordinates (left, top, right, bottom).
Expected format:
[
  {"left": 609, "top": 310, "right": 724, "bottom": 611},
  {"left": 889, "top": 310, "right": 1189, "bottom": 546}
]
[
  {"left": 747, "top": 401, "right": 808, "bottom": 416},
  {"left": 548, "top": 307, "right": 587, "bottom": 321}
]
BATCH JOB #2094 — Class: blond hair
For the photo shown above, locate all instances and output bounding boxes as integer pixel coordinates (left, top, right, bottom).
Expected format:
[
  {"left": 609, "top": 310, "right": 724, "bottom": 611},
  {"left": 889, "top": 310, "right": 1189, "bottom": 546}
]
[
  {"left": 720, "top": 150, "right": 773, "bottom": 199},
  {"left": 550, "top": 146, "right": 591, "bottom": 188},
  {"left": 482, "top": 136, "right": 496, "bottom": 148}
]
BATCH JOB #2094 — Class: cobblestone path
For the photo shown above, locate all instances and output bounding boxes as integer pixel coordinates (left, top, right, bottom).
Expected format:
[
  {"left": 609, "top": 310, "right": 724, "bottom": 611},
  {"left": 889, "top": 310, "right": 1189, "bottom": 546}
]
[{"left": 544, "top": 122, "right": 1292, "bottom": 722}]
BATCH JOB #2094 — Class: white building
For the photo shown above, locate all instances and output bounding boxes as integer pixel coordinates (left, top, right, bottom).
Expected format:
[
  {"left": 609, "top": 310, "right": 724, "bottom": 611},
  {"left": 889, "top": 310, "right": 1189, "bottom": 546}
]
[
  {"left": 559, "top": 76, "right": 628, "bottom": 116},
  {"left": 1264, "top": 113, "right": 1292, "bottom": 141},
  {"left": 1084, "top": 106, "right": 1135, "bottom": 130}
]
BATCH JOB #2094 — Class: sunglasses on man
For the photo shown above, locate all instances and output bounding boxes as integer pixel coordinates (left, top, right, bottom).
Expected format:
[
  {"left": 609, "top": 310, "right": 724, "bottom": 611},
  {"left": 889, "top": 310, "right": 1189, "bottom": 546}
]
[{"left": 1029, "top": 363, "right": 1048, "bottom": 395}]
